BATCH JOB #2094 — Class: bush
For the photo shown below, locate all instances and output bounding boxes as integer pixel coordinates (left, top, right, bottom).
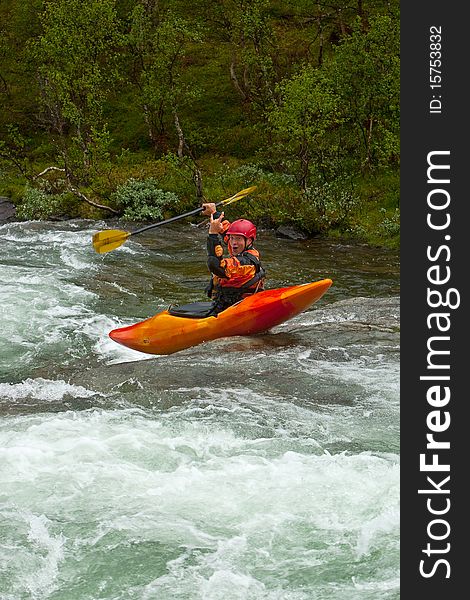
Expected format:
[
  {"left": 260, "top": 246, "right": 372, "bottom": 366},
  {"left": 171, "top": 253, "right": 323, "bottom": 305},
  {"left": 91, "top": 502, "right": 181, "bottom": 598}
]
[
  {"left": 16, "top": 186, "right": 71, "bottom": 220},
  {"left": 379, "top": 207, "right": 400, "bottom": 236},
  {"left": 304, "top": 180, "right": 360, "bottom": 232},
  {"left": 112, "top": 178, "right": 180, "bottom": 221}
]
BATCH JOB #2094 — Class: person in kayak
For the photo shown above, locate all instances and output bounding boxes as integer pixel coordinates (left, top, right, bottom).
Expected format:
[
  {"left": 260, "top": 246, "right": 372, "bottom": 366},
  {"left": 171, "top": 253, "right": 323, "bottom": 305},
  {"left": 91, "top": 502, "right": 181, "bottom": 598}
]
[{"left": 202, "top": 202, "right": 265, "bottom": 315}]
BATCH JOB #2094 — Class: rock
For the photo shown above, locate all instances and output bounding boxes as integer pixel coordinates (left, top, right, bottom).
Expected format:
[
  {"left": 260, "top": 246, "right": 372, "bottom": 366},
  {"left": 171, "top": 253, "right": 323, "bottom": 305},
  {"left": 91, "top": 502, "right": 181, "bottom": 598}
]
[
  {"left": 0, "top": 198, "right": 16, "bottom": 223},
  {"left": 275, "top": 225, "right": 308, "bottom": 240}
]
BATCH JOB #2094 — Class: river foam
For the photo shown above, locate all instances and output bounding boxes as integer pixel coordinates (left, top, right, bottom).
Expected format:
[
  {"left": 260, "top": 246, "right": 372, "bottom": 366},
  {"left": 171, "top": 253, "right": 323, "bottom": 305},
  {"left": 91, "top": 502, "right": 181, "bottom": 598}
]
[
  {"left": 0, "top": 222, "right": 152, "bottom": 379},
  {"left": 0, "top": 407, "right": 399, "bottom": 600}
]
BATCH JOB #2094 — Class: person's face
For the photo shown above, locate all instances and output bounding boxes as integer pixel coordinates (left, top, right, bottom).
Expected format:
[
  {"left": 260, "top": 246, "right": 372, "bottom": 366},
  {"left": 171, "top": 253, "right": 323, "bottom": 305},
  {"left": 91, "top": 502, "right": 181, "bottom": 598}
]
[{"left": 229, "top": 234, "right": 248, "bottom": 255}]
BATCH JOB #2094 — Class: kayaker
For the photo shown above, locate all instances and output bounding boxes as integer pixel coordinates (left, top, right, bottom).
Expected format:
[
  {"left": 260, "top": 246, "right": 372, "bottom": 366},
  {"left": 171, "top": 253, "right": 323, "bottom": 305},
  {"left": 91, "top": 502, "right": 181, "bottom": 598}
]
[{"left": 202, "top": 202, "right": 266, "bottom": 315}]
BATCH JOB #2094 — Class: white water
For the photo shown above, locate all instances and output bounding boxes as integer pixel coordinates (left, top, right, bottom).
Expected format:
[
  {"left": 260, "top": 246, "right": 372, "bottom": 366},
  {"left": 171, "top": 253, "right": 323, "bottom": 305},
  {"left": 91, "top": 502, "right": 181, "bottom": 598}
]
[{"left": 0, "top": 221, "right": 400, "bottom": 599}]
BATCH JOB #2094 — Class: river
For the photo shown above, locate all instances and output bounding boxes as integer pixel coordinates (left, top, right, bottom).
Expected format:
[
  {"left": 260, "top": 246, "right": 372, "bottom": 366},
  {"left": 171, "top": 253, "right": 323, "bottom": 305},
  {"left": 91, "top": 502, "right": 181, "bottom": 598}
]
[{"left": 0, "top": 220, "right": 399, "bottom": 600}]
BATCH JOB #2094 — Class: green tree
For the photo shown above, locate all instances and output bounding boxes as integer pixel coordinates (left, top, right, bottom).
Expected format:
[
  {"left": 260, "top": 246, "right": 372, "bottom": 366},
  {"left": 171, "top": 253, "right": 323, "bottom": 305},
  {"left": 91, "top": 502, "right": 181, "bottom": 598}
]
[
  {"left": 202, "top": 0, "right": 278, "bottom": 113},
  {"left": 268, "top": 65, "right": 342, "bottom": 190},
  {"left": 128, "top": 1, "right": 201, "bottom": 153},
  {"left": 30, "top": 0, "right": 123, "bottom": 187},
  {"left": 328, "top": 14, "right": 400, "bottom": 170},
  {"left": 0, "top": 1, "right": 44, "bottom": 132},
  {"left": 127, "top": 1, "right": 204, "bottom": 195}
]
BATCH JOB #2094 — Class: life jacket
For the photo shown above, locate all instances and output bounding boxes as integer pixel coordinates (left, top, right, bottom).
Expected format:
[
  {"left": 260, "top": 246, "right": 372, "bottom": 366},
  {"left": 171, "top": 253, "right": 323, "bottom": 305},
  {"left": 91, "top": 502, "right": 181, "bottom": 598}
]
[
  {"left": 215, "top": 248, "right": 265, "bottom": 290},
  {"left": 206, "top": 248, "right": 265, "bottom": 311}
]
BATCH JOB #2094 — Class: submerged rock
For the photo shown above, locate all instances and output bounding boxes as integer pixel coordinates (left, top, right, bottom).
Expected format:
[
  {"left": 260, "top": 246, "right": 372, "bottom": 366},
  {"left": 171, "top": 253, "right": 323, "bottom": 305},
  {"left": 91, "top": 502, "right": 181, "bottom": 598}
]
[{"left": 275, "top": 225, "right": 308, "bottom": 240}]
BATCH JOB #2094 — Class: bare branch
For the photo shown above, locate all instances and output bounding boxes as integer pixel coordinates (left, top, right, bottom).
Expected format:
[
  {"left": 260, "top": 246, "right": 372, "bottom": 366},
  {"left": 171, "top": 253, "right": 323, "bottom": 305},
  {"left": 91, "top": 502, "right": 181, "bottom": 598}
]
[
  {"left": 229, "top": 59, "right": 249, "bottom": 101},
  {"left": 69, "top": 186, "right": 119, "bottom": 214},
  {"left": 0, "top": 72, "right": 10, "bottom": 97},
  {"left": 34, "top": 164, "right": 119, "bottom": 214},
  {"left": 34, "top": 166, "right": 66, "bottom": 179},
  {"left": 173, "top": 111, "right": 185, "bottom": 158}
]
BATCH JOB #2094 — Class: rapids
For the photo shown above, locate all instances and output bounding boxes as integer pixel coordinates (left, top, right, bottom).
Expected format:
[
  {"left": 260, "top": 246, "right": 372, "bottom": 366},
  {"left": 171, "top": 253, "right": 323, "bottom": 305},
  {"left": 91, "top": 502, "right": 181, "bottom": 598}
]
[{"left": 0, "top": 220, "right": 399, "bottom": 599}]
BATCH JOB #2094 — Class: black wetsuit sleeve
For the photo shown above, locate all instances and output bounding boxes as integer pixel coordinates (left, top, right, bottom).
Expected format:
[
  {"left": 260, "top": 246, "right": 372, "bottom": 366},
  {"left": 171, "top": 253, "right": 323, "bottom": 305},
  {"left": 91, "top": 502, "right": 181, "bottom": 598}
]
[{"left": 207, "top": 234, "right": 227, "bottom": 278}]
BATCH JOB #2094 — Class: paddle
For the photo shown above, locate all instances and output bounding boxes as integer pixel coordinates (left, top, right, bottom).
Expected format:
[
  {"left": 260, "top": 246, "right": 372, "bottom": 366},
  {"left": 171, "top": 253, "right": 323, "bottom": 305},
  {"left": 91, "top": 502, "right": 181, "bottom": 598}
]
[{"left": 92, "top": 185, "right": 257, "bottom": 254}]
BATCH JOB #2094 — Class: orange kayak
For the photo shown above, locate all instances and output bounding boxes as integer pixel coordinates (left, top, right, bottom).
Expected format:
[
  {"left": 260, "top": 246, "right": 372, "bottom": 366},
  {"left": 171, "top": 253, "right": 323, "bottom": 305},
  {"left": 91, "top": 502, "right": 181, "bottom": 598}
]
[{"left": 109, "top": 278, "right": 332, "bottom": 355}]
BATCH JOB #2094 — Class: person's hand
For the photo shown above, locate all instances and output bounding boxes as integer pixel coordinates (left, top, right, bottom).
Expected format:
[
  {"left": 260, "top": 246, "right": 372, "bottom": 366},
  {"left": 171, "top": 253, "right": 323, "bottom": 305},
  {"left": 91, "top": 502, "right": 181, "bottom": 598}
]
[
  {"left": 209, "top": 211, "right": 225, "bottom": 234},
  {"left": 201, "top": 202, "right": 217, "bottom": 216}
]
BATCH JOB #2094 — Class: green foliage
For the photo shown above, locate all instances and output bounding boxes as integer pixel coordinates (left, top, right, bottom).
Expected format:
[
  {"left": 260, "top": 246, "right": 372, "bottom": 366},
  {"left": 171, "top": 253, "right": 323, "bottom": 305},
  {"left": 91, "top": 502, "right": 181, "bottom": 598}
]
[
  {"left": 28, "top": 0, "right": 123, "bottom": 182},
  {"left": 31, "top": 0, "right": 123, "bottom": 124},
  {"left": 227, "top": 0, "right": 278, "bottom": 111},
  {"left": 127, "top": 2, "right": 201, "bottom": 150},
  {"left": 213, "top": 162, "right": 295, "bottom": 191},
  {"left": 267, "top": 65, "right": 343, "bottom": 188},
  {"left": 0, "top": 125, "right": 32, "bottom": 179},
  {"left": 378, "top": 207, "right": 400, "bottom": 236},
  {"left": 1, "top": 0, "right": 400, "bottom": 247},
  {"left": 112, "top": 178, "right": 180, "bottom": 221},
  {"left": 304, "top": 180, "right": 360, "bottom": 232},
  {"left": 16, "top": 186, "right": 71, "bottom": 220},
  {"left": 328, "top": 14, "right": 400, "bottom": 168},
  {"left": 201, "top": 0, "right": 276, "bottom": 84}
]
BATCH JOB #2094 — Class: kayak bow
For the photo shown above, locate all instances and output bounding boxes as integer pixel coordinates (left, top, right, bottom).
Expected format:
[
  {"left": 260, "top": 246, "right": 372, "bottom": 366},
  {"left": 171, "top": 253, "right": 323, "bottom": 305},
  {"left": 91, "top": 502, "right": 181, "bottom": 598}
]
[{"left": 109, "top": 278, "right": 332, "bottom": 355}]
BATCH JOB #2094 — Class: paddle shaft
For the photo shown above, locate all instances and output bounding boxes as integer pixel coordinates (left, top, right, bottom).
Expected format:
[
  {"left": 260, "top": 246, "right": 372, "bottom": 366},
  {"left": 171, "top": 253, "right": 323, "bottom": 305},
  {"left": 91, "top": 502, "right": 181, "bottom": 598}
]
[
  {"left": 130, "top": 206, "right": 203, "bottom": 236},
  {"left": 92, "top": 185, "right": 257, "bottom": 254},
  {"left": 128, "top": 198, "right": 229, "bottom": 237}
]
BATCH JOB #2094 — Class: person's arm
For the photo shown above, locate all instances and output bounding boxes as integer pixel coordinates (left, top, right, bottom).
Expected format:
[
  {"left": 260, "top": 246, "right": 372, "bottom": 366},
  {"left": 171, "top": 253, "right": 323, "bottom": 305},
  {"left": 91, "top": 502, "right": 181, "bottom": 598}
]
[{"left": 207, "top": 212, "right": 228, "bottom": 277}]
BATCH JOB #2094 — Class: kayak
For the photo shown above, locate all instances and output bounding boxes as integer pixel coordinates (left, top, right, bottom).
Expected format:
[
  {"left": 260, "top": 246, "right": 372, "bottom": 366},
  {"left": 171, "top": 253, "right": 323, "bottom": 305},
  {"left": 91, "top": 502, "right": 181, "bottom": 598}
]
[{"left": 109, "top": 278, "right": 332, "bottom": 355}]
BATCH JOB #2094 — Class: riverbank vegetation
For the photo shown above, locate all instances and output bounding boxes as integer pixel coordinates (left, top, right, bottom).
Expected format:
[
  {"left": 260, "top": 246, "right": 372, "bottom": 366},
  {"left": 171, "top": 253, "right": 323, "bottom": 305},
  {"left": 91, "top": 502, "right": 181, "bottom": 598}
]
[{"left": 0, "top": 0, "right": 399, "bottom": 247}]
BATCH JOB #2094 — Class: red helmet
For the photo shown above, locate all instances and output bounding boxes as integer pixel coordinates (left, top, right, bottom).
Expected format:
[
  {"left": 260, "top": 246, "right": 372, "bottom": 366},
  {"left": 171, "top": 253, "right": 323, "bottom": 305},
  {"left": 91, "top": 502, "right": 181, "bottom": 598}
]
[{"left": 226, "top": 219, "right": 257, "bottom": 241}]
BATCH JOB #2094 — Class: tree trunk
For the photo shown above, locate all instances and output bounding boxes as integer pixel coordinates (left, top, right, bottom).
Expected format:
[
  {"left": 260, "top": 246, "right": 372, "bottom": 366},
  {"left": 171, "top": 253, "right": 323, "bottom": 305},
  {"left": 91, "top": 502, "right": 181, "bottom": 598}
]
[
  {"left": 365, "top": 116, "right": 373, "bottom": 168},
  {"left": 0, "top": 72, "right": 11, "bottom": 98},
  {"left": 173, "top": 110, "right": 185, "bottom": 158},
  {"left": 337, "top": 8, "right": 347, "bottom": 36},
  {"left": 193, "top": 167, "right": 203, "bottom": 199},
  {"left": 299, "top": 143, "right": 310, "bottom": 192},
  {"left": 230, "top": 59, "right": 249, "bottom": 101},
  {"left": 173, "top": 110, "right": 204, "bottom": 198},
  {"left": 358, "top": 0, "right": 364, "bottom": 20}
]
